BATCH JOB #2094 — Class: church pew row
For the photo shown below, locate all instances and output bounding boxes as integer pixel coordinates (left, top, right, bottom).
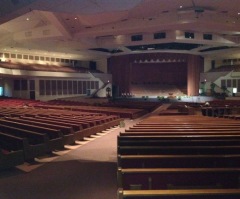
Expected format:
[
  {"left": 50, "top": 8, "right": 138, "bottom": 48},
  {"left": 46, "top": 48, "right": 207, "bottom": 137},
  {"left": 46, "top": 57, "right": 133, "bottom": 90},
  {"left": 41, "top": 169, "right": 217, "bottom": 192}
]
[
  {"left": 48, "top": 114, "right": 122, "bottom": 131},
  {"left": 134, "top": 123, "right": 240, "bottom": 127},
  {"left": 0, "top": 124, "right": 47, "bottom": 160},
  {"left": 0, "top": 133, "right": 25, "bottom": 168},
  {"left": 118, "top": 145, "right": 240, "bottom": 155},
  {"left": 127, "top": 126, "right": 240, "bottom": 132},
  {"left": 0, "top": 119, "right": 64, "bottom": 151},
  {"left": 121, "top": 131, "right": 240, "bottom": 136},
  {"left": 137, "top": 115, "right": 240, "bottom": 123},
  {"left": 34, "top": 104, "right": 147, "bottom": 119},
  {"left": 118, "top": 115, "right": 240, "bottom": 199},
  {"left": 118, "top": 154, "right": 240, "bottom": 168},
  {"left": 118, "top": 167, "right": 240, "bottom": 190},
  {"left": 117, "top": 188, "right": 240, "bottom": 199},
  {"left": 33, "top": 115, "right": 96, "bottom": 140},
  {"left": 118, "top": 138, "right": 240, "bottom": 147},
  {"left": 34, "top": 115, "right": 121, "bottom": 140},
  {"left": 4, "top": 117, "right": 75, "bottom": 145}
]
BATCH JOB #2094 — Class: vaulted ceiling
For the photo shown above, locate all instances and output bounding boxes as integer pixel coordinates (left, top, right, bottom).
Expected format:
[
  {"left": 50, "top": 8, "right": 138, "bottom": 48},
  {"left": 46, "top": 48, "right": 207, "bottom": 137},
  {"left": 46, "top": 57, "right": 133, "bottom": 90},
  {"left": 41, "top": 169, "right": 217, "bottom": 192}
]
[{"left": 1, "top": 0, "right": 240, "bottom": 61}]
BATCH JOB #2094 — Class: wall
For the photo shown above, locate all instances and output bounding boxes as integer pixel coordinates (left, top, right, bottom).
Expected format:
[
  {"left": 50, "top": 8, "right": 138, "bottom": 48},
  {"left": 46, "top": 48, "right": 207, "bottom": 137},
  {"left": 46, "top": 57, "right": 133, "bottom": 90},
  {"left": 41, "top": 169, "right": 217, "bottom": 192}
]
[
  {"left": 96, "top": 58, "right": 108, "bottom": 73},
  {"left": 1, "top": 70, "right": 107, "bottom": 100}
]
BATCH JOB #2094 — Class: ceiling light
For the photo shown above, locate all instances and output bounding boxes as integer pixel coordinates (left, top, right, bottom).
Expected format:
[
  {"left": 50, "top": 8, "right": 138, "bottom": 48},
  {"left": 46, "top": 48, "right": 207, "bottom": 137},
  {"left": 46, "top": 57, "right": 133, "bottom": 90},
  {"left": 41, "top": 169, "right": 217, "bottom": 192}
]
[
  {"left": 26, "top": 18, "right": 29, "bottom": 21},
  {"left": 238, "top": 13, "right": 240, "bottom": 15},
  {"left": 180, "top": 5, "right": 183, "bottom": 8},
  {"left": 74, "top": 17, "right": 77, "bottom": 20}
]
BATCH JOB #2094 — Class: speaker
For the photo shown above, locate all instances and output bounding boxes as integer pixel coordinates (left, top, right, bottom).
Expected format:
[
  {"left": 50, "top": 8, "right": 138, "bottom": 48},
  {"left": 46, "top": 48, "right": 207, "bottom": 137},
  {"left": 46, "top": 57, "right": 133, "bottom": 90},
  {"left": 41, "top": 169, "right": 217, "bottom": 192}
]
[
  {"left": 112, "top": 85, "right": 119, "bottom": 98},
  {"left": 211, "top": 60, "right": 215, "bottom": 69},
  {"left": 11, "top": 0, "right": 19, "bottom": 5},
  {"left": 89, "top": 61, "right": 96, "bottom": 70}
]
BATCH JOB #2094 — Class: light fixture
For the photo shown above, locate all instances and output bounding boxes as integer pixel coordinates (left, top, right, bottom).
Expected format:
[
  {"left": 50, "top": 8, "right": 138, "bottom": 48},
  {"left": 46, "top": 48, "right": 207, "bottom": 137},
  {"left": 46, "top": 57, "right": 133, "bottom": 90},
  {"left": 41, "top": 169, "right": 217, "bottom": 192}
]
[{"left": 233, "top": 87, "right": 237, "bottom": 93}]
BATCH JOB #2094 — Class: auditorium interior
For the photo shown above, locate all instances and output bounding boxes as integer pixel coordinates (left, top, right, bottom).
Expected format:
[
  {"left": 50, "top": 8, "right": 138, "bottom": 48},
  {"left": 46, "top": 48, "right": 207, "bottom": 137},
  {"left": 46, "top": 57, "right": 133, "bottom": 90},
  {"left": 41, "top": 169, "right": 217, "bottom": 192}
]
[{"left": 1, "top": 0, "right": 240, "bottom": 199}]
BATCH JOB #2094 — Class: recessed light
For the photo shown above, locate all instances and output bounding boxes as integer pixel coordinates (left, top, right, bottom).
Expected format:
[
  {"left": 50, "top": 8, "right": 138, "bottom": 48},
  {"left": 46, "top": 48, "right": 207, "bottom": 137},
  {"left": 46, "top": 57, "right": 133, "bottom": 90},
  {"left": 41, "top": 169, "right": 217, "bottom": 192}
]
[
  {"left": 180, "top": 5, "right": 183, "bottom": 8},
  {"left": 238, "top": 12, "right": 240, "bottom": 15},
  {"left": 26, "top": 18, "right": 29, "bottom": 21},
  {"left": 74, "top": 17, "right": 77, "bottom": 20}
]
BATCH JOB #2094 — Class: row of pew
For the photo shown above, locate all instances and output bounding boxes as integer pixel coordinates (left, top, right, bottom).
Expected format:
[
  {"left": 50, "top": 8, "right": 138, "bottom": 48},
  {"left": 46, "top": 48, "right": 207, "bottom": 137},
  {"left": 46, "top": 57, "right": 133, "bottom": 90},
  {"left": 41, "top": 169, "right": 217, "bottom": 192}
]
[
  {"left": 117, "top": 115, "right": 240, "bottom": 199},
  {"left": 33, "top": 104, "right": 147, "bottom": 119},
  {"left": 201, "top": 100, "right": 240, "bottom": 117},
  {"left": 0, "top": 107, "right": 122, "bottom": 169}
]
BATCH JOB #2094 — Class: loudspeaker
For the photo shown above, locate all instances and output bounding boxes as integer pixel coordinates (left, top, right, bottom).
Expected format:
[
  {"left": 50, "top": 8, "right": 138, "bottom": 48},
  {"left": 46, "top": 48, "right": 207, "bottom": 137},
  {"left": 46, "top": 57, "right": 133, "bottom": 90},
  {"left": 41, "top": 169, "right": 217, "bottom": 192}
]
[
  {"left": 112, "top": 85, "right": 119, "bottom": 98},
  {"left": 211, "top": 60, "right": 215, "bottom": 69},
  {"left": 89, "top": 61, "right": 96, "bottom": 70},
  {"left": 11, "top": 0, "right": 19, "bottom": 5}
]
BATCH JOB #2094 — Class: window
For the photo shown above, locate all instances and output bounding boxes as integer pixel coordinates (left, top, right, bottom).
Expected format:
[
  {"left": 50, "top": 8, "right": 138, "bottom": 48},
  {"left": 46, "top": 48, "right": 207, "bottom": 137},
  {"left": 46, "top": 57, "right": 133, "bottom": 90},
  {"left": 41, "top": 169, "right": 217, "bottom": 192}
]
[
  {"left": 73, "top": 81, "right": 77, "bottom": 94},
  {"left": 0, "top": 87, "right": 3, "bottom": 96},
  {"left": 45, "top": 80, "right": 51, "bottom": 95},
  {"left": 131, "top": 34, "right": 143, "bottom": 41},
  {"left": 203, "top": 34, "right": 212, "bottom": 40},
  {"left": 227, "top": 79, "right": 231, "bottom": 87},
  {"left": 14, "top": 80, "right": 20, "bottom": 91},
  {"left": 233, "top": 79, "right": 237, "bottom": 87},
  {"left": 154, "top": 32, "right": 166, "bottom": 39},
  {"left": 78, "top": 81, "right": 82, "bottom": 94},
  {"left": 29, "top": 80, "right": 35, "bottom": 90},
  {"left": 185, "top": 32, "right": 194, "bottom": 39},
  {"left": 221, "top": 79, "right": 226, "bottom": 88},
  {"left": 52, "top": 80, "right": 57, "bottom": 95},
  {"left": 11, "top": 54, "right": 16, "bottom": 58},
  {"left": 21, "top": 80, "right": 28, "bottom": 90},
  {"left": 17, "top": 54, "right": 22, "bottom": 59},
  {"left": 57, "top": 80, "right": 62, "bottom": 95},
  {"left": 39, "top": 80, "right": 45, "bottom": 95},
  {"left": 68, "top": 80, "right": 73, "bottom": 94},
  {"left": 63, "top": 80, "right": 67, "bottom": 94},
  {"left": 4, "top": 53, "right": 9, "bottom": 58}
]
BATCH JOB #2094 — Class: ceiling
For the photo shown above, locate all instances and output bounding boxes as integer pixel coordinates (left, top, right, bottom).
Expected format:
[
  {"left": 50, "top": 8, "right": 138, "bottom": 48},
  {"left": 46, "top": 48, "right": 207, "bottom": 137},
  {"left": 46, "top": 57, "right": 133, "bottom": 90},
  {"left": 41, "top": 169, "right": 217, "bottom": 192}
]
[{"left": 1, "top": 0, "right": 240, "bottom": 61}]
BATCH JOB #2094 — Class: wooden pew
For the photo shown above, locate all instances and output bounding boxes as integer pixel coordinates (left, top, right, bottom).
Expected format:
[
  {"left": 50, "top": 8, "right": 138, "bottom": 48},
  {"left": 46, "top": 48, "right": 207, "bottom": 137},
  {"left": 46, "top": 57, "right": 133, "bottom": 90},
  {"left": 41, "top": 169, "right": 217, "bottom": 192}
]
[
  {"left": 119, "top": 134, "right": 240, "bottom": 140},
  {"left": 126, "top": 128, "right": 240, "bottom": 132},
  {"left": 35, "top": 115, "right": 95, "bottom": 139},
  {"left": 121, "top": 131, "right": 240, "bottom": 136},
  {"left": 118, "top": 145, "right": 240, "bottom": 155},
  {"left": 20, "top": 116, "right": 82, "bottom": 131},
  {"left": 0, "top": 124, "right": 47, "bottom": 160},
  {"left": 118, "top": 154, "right": 240, "bottom": 168},
  {"left": 118, "top": 138, "right": 240, "bottom": 147},
  {"left": 118, "top": 188, "right": 240, "bottom": 199},
  {"left": 5, "top": 117, "right": 75, "bottom": 145},
  {"left": 0, "top": 132, "right": 25, "bottom": 168},
  {"left": 0, "top": 119, "right": 64, "bottom": 151},
  {"left": 118, "top": 167, "right": 240, "bottom": 190}
]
